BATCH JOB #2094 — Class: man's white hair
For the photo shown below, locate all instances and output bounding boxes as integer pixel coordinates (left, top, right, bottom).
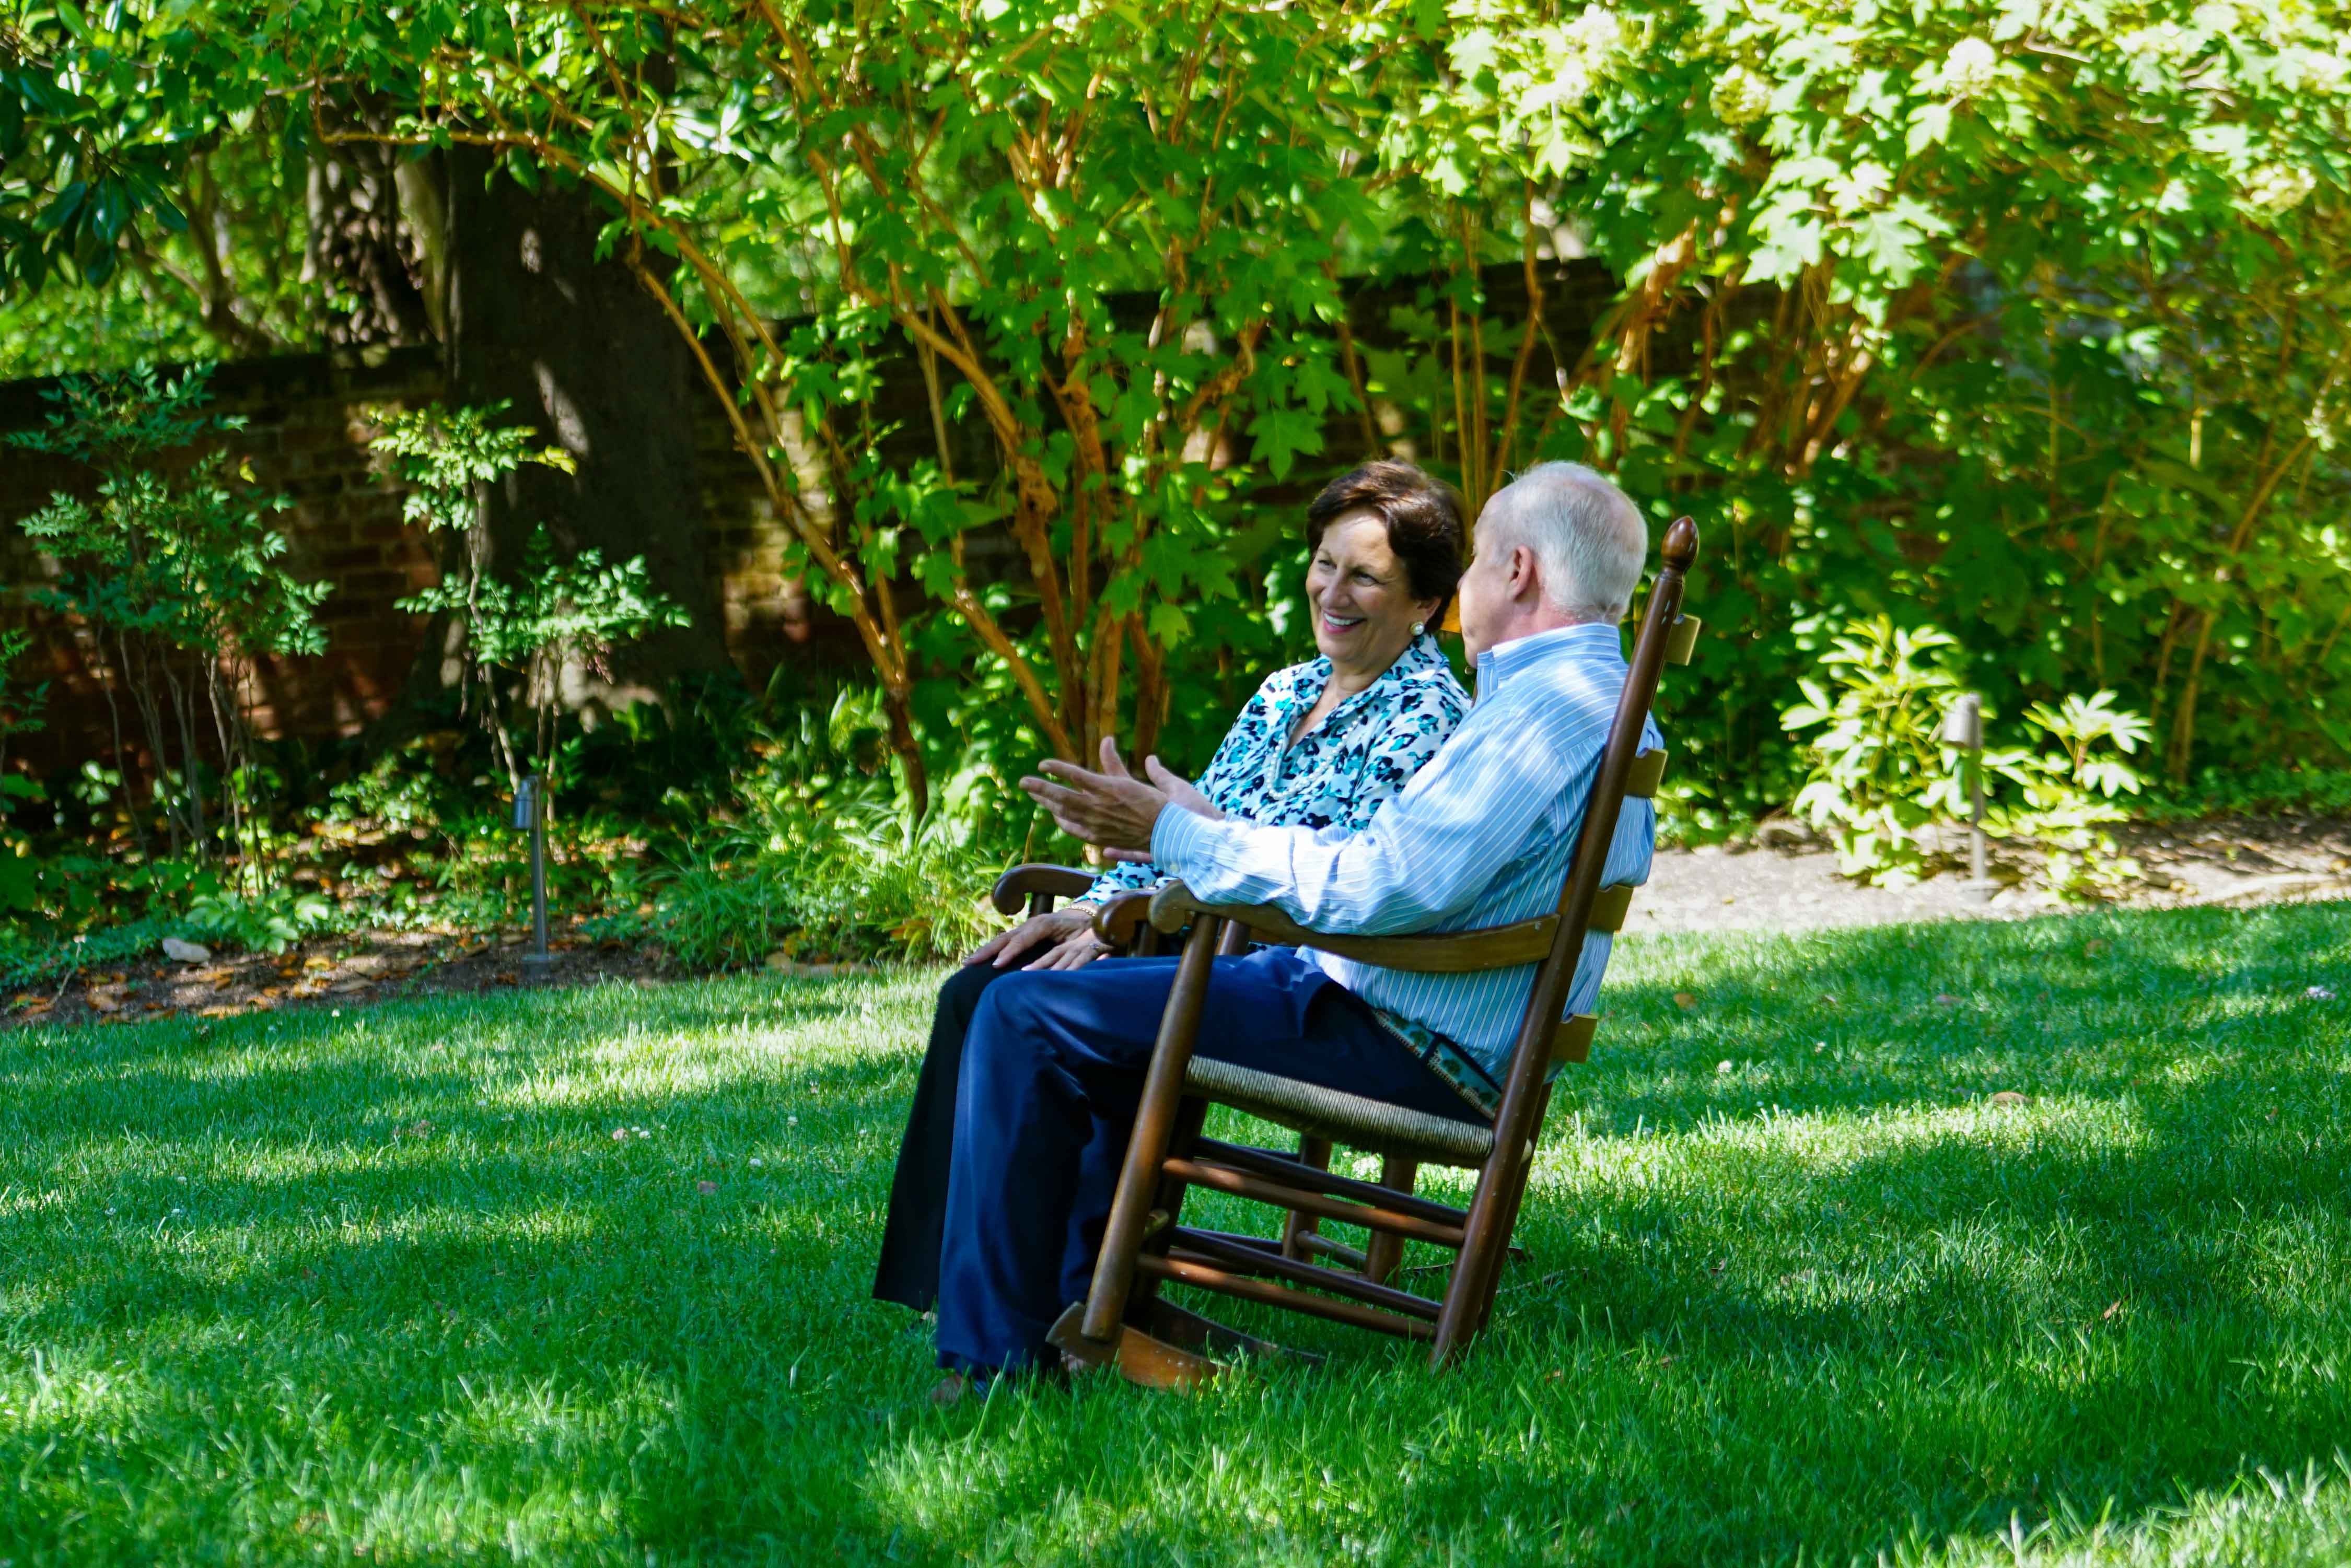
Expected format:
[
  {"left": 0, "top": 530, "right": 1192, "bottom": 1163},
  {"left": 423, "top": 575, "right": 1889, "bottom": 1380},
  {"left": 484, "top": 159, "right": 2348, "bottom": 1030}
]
[{"left": 1485, "top": 461, "right": 1648, "bottom": 622}]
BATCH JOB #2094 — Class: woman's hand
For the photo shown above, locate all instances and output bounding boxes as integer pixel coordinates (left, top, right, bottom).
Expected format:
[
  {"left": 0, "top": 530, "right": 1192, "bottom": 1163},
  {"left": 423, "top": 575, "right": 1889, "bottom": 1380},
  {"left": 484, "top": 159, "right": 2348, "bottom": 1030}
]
[{"left": 963, "top": 907, "right": 1114, "bottom": 971}]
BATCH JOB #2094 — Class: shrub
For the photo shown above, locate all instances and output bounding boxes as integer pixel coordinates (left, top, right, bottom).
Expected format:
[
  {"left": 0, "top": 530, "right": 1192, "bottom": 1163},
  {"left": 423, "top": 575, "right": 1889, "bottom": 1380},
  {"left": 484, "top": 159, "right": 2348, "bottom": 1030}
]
[
  {"left": 1785, "top": 618, "right": 2153, "bottom": 895},
  {"left": 371, "top": 403, "right": 690, "bottom": 793},
  {"left": 1781, "top": 618, "right": 1968, "bottom": 884},
  {"left": 6, "top": 364, "right": 327, "bottom": 878}
]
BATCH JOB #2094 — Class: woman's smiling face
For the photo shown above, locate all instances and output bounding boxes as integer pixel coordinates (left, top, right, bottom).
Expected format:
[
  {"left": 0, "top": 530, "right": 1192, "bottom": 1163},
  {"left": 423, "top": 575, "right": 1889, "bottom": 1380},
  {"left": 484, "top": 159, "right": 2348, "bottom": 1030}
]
[{"left": 1306, "top": 510, "right": 1440, "bottom": 680}]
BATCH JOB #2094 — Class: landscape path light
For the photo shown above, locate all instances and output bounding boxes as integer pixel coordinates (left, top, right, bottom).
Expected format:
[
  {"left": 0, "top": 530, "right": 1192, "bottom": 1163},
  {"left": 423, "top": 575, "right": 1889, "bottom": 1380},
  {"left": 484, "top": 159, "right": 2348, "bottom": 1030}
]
[
  {"left": 1941, "top": 694, "right": 1997, "bottom": 904},
  {"left": 512, "top": 774, "right": 553, "bottom": 971}
]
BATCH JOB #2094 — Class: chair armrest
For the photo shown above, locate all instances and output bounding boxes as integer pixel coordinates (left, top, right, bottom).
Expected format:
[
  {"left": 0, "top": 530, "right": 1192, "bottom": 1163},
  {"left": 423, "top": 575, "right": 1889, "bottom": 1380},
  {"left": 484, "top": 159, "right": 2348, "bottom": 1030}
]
[
  {"left": 1090, "top": 890, "right": 1157, "bottom": 952},
  {"left": 991, "top": 863, "right": 1098, "bottom": 916},
  {"left": 1145, "top": 881, "right": 1561, "bottom": 975}
]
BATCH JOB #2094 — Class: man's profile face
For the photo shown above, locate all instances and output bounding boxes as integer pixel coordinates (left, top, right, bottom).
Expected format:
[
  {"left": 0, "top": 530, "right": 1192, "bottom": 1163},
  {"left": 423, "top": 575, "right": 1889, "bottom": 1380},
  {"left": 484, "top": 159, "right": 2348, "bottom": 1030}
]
[{"left": 1455, "top": 507, "right": 1509, "bottom": 665}]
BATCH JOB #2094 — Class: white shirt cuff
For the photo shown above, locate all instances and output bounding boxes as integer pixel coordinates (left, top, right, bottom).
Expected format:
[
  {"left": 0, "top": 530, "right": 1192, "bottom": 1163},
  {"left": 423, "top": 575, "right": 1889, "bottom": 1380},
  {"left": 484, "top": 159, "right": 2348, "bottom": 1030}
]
[{"left": 1150, "top": 802, "right": 1220, "bottom": 876}]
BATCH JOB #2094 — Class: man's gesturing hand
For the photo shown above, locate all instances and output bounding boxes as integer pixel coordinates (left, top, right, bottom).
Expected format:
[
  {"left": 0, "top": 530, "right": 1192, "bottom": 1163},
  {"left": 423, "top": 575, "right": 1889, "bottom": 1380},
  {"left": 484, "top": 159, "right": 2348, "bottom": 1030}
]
[
  {"left": 1093, "top": 756, "right": 1225, "bottom": 863},
  {"left": 1018, "top": 738, "right": 1171, "bottom": 854}
]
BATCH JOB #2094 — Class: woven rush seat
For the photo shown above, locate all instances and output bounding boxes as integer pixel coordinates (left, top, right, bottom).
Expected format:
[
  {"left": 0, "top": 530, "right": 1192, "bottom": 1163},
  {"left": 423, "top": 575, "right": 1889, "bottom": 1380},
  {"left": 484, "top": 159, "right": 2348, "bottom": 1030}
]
[{"left": 1184, "top": 1056, "right": 1495, "bottom": 1167}]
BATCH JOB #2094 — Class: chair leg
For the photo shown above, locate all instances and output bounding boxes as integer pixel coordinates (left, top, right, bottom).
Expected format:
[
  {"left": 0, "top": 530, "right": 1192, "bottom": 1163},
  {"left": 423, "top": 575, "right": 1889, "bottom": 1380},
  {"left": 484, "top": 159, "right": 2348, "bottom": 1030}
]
[
  {"left": 1067, "top": 917, "right": 1223, "bottom": 1349},
  {"left": 1279, "top": 1136, "right": 1334, "bottom": 1260},
  {"left": 1431, "top": 1084, "right": 1552, "bottom": 1360},
  {"left": 1127, "top": 1095, "right": 1211, "bottom": 1317},
  {"left": 1359, "top": 1157, "right": 1418, "bottom": 1285},
  {"left": 1471, "top": 1085, "right": 1550, "bottom": 1332}
]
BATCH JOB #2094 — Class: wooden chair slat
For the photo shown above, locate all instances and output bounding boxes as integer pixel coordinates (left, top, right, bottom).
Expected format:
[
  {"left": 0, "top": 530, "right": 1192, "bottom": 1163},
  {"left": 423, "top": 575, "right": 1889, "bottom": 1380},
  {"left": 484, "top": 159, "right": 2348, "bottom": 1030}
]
[
  {"left": 1192, "top": 1137, "right": 1470, "bottom": 1227},
  {"left": 1170, "top": 1227, "right": 1441, "bottom": 1320},
  {"left": 1160, "top": 1157, "right": 1467, "bottom": 1247},
  {"left": 1133, "top": 1255, "right": 1435, "bottom": 1341},
  {"left": 1664, "top": 614, "right": 1703, "bottom": 666},
  {"left": 1623, "top": 747, "right": 1669, "bottom": 799},
  {"left": 1147, "top": 885, "right": 1559, "bottom": 973},
  {"left": 1550, "top": 1013, "right": 1599, "bottom": 1067},
  {"left": 1587, "top": 883, "right": 1635, "bottom": 934}
]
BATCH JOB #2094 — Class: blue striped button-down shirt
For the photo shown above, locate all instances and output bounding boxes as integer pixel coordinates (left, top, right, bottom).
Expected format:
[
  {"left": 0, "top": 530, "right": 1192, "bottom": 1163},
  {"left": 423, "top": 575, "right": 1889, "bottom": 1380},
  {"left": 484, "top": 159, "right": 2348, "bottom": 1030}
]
[{"left": 1151, "top": 622, "right": 1658, "bottom": 1113}]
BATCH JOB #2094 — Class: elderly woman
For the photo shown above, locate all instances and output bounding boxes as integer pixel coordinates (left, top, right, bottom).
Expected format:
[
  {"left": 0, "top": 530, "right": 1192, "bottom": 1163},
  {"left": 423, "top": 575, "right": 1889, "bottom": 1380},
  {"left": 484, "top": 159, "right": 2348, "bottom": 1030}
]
[{"left": 874, "top": 458, "right": 1472, "bottom": 1314}]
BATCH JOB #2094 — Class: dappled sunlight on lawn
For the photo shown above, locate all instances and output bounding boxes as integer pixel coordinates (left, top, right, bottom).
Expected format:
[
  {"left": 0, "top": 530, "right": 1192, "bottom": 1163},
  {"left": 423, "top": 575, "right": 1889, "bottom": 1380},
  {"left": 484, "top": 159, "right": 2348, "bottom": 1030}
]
[{"left": 0, "top": 910, "right": 2346, "bottom": 1562}]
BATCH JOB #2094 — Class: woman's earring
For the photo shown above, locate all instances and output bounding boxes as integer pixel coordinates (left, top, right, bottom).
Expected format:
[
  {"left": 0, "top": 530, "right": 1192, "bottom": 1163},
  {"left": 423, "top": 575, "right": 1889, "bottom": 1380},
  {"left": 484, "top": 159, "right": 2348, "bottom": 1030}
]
[{"left": 1411, "top": 621, "right": 1426, "bottom": 637}]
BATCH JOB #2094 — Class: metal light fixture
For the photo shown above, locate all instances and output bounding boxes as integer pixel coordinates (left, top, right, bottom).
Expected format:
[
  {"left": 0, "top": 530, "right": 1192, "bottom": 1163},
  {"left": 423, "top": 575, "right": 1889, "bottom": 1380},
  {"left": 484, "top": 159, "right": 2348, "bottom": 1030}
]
[
  {"left": 1940, "top": 694, "right": 1997, "bottom": 904},
  {"left": 512, "top": 774, "right": 553, "bottom": 969}
]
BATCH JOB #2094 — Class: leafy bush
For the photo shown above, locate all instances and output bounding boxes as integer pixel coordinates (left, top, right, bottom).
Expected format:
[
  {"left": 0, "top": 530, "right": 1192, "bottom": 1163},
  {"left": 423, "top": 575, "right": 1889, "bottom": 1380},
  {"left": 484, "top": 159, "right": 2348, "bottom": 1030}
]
[
  {"left": 1782, "top": 618, "right": 1968, "bottom": 884},
  {"left": 184, "top": 887, "right": 340, "bottom": 955},
  {"left": 372, "top": 403, "right": 690, "bottom": 792},
  {"left": 1785, "top": 619, "right": 2153, "bottom": 894},
  {"left": 636, "top": 687, "right": 1017, "bottom": 969},
  {"left": 6, "top": 364, "right": 327, "bottom": 875},
  {"left": 2143, "top": 766, "right": 2351, "bottom": 822},
  {"left": 1982, "top": 694, "right": 2152, "bottom": 896}
]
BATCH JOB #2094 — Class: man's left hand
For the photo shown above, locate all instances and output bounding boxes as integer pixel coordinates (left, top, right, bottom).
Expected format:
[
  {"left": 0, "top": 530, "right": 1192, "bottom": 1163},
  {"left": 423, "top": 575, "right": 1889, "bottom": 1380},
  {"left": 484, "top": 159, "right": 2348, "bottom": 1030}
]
[{"left": 1019, "top": 738, "right": 1170, "bottom": 854}]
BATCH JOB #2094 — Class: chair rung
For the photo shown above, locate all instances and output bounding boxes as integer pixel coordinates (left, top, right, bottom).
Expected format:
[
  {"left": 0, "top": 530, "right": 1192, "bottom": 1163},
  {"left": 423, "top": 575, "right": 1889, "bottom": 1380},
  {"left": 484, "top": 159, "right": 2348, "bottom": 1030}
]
[
  {"left": 1294, "top": 1232, "right": 1370, "bottom": 1269},
  {"left": 1172, "top": 1229, "right": 1441, "bottom": 1321},
  {"left": 1163, "top": 1157, "right": 1468, "bottom": 1247},
  {"left": 1191, "top": 1137, "right": 1470, "bottom": 1227},
  {"left": 1139, "top": 1253, "right": 1434, "bottom": 1340}
]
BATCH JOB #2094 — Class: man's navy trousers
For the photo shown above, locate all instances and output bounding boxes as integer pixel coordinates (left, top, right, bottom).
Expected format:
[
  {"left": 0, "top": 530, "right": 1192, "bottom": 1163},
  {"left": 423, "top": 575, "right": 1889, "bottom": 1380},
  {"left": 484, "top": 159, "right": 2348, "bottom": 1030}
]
[{"left": 935, "top": 945, "right": 1485, "bottom": 1376}]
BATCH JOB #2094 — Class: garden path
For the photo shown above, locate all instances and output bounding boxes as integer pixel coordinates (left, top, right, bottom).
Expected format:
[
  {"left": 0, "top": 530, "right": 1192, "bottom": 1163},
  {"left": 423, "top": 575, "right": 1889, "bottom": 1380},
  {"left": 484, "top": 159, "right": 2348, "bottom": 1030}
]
[{"left": 1643, "top": 813, "right": 2351, "bottom": 933}]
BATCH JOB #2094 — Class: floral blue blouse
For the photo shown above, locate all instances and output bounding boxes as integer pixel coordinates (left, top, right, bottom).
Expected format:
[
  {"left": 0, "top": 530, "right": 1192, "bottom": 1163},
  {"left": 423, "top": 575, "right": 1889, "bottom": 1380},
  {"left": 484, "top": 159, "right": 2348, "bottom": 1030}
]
[{"left": 1074, "top": 632, "right": 1471, "bottom": 907}]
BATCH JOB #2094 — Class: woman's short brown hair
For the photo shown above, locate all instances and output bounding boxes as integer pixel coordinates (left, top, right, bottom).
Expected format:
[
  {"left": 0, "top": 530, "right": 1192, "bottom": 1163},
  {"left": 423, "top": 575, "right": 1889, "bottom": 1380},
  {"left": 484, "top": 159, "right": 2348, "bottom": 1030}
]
[{"left": 1304, "top": 460, "right": 1468, "bottom": 626}]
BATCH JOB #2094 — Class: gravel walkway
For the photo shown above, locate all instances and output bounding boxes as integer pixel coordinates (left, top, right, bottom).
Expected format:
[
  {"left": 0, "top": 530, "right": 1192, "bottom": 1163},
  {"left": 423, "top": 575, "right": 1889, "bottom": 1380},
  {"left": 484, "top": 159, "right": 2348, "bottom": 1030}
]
[{"left": 1639, "top": 815, "right": 2351, "bottom": 934}]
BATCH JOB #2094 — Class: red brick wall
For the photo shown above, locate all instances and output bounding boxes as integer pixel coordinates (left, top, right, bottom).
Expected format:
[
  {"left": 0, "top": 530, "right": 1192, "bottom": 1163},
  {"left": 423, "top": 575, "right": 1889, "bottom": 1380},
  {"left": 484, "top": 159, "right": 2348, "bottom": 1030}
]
[{"left": 0, "top": 345, "right": 831, "bottom": 777}]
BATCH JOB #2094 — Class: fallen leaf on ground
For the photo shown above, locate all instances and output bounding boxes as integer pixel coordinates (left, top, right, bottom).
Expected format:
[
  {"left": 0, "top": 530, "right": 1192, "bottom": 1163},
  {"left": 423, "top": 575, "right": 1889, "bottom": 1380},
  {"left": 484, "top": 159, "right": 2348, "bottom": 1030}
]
[
  {"left": 696, "top": 1180, "right": 718, "bottom": 1195},
  {"left": 2102, "top": 1298, "right": 2124, "bottom": 1320},
  {"left": 1673, "top": 992, "right": 1698, "bottom": 1010},
  {"left": 329, "top": 979, "right": 371, "bottom": 994},
  {"left": 1934, "top": 993, "right": 1961, "bottom": 1006},
  {"left": 197, "top": 1006, "right": 238, "bottom": 1019},
  {"left": 2084, "top": 939, "right": 2108, "bottom": 955},
  {"left": 88, "top": 989, "right": 123, "bottom": 1014}
]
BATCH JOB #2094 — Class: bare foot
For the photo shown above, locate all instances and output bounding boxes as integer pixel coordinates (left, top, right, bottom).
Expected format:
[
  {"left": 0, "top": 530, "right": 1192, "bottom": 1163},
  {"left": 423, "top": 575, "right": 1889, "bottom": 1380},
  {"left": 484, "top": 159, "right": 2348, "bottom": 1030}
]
[{"left": 928, "top": 1372, "right": 970, "bottom": 1408}]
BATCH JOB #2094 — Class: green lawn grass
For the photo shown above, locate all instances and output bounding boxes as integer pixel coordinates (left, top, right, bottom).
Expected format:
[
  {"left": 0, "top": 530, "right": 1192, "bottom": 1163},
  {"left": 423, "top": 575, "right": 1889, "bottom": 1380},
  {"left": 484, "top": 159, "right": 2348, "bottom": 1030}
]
[{"left": 4, "top": 904, "right": 2350, "bottom": 1565}]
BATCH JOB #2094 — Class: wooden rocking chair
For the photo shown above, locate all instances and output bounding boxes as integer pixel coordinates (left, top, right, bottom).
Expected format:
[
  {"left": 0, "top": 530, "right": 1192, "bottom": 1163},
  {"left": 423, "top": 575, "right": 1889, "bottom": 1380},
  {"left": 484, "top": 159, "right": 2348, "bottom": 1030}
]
[{"left": 1046, "top": 518, "right": 1701, "bottom": 1383}]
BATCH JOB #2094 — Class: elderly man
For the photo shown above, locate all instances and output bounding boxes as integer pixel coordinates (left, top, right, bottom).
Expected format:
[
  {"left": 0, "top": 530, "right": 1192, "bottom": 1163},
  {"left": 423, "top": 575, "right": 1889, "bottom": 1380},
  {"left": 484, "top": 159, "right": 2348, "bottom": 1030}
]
[{"left": 923, "top": 462, "right": 1659, "bottom": 1396}]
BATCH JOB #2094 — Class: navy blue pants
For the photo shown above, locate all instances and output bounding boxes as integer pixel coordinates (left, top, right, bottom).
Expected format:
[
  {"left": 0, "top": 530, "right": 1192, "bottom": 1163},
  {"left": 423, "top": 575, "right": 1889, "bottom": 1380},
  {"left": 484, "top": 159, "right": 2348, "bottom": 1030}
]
[{"left": 933, "top": 947, "right": 1483, "bottom": 1375}]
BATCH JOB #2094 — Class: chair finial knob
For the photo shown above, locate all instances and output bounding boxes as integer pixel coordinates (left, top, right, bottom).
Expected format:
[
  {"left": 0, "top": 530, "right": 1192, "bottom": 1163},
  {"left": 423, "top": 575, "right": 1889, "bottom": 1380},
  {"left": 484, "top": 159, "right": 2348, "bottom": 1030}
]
[{"left": 1661, "top": 516, "right": 1700, "bottom": 572}]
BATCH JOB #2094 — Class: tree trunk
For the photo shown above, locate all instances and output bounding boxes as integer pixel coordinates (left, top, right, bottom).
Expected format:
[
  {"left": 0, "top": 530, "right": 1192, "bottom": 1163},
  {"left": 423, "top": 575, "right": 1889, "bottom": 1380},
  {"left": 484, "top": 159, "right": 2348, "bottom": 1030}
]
[
  {"left": 440, "top": 146, "right": 732, "bottom": 705},
  {"left": 304, "top": 110, "right": 434, "bottom": 348}
]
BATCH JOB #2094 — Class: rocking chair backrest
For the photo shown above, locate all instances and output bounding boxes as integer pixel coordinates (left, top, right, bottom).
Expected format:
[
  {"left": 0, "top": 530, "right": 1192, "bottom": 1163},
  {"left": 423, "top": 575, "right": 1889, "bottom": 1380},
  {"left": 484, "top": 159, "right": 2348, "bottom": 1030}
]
[{"left": 1428, "top": 514, "right": 1699, "bottom": 1348}]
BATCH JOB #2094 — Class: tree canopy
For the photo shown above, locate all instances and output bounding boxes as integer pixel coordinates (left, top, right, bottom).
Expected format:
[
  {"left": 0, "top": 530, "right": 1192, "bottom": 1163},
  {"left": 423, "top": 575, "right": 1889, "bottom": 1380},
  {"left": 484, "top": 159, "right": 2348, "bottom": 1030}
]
[{"left": 3, "top": 0, "right": 2347, "bottom": 811}]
